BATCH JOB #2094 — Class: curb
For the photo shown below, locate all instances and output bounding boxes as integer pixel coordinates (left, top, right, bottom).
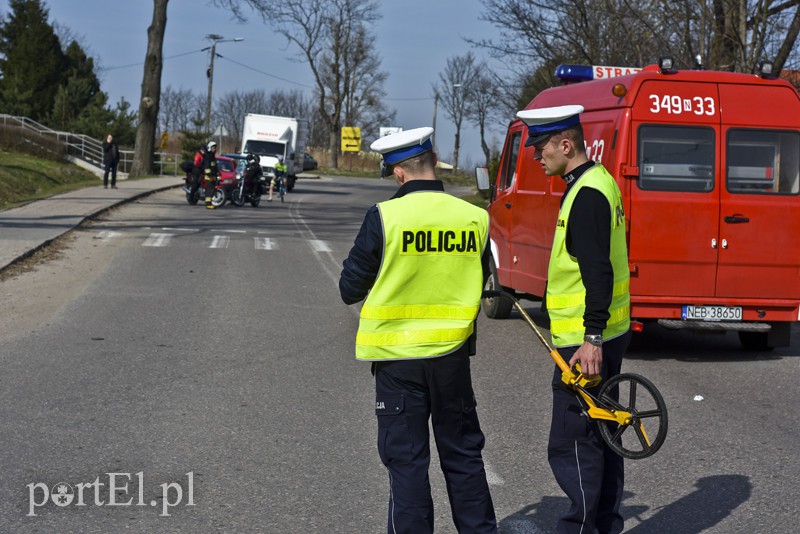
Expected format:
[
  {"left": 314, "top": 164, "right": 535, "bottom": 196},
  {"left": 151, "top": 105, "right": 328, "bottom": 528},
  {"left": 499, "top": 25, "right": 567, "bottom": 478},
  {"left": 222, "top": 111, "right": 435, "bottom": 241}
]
[{"left": 0, "top": 181, "right": 182, "bottom": 275}]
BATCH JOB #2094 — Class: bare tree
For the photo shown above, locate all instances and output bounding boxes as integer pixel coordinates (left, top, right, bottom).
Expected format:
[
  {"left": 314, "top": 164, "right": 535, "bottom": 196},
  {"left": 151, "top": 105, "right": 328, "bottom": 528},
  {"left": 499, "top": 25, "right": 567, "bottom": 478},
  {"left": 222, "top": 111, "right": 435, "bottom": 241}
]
[
  {"left": 130, "top": 0, "right": 168, "bottom": 177},
  {"left": 212, "top": 0, "right": 386, "bottom": 168},
  {"left": 474, "top": 0, "right": 800, "bottom": 102},
  {"left": 159, "top": 85, "right": 203, "bottom": 133},
  {"left": 434, "top": 52, "right": 481, "bottom": 174},
  {"left": 466, "top": 64, "right": 503, "bottom": 167}
]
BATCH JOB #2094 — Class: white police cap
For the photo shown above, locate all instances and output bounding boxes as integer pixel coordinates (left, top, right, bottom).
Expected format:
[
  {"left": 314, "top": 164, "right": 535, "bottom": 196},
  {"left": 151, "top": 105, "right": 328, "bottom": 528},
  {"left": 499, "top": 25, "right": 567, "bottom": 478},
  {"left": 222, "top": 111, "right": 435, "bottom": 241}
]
[
  {"left": 370, "top": 127, "right": 434, "bottom": 165},
  {"left": 516, "top": 105, "right": 584, "bottom": 146}
]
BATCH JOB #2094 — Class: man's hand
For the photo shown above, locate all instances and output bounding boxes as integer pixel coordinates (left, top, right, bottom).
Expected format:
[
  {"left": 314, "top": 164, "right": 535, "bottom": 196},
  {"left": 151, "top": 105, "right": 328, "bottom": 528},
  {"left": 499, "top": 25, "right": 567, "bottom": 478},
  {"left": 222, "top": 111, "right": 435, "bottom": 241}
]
[{"left": 568, "top": 342, "right": 602, "bottom": 376}]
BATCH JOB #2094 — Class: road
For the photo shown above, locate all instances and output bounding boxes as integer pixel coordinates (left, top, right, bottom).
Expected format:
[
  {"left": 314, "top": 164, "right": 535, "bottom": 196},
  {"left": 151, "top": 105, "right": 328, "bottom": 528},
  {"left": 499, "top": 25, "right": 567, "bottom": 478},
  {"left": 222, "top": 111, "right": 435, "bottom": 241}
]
[{"left": 0, "top": 175, "right": 798, "bottom": 533}]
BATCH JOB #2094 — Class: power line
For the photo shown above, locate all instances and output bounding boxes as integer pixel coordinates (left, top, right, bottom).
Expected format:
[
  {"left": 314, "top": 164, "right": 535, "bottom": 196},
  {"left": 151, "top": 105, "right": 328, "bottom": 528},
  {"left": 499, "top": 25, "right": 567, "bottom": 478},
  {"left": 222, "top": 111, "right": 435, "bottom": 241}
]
[
  {"left": 217, "top": 56, "right": 315, "bottom": 89},
  {"left": 102, "top": 49, "right": 204, "bottom": 71}
]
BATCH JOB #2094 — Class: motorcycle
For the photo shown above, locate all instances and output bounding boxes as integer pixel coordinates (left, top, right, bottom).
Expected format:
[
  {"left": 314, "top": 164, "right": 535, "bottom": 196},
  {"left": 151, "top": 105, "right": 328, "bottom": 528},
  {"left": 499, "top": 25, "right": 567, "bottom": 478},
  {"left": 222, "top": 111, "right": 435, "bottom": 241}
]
[
  {"left": 231, "top": 167, "right": 267, "bottom": 207},
  {"left": 182, "top": 171, "right": 225, "bottom": 207}
]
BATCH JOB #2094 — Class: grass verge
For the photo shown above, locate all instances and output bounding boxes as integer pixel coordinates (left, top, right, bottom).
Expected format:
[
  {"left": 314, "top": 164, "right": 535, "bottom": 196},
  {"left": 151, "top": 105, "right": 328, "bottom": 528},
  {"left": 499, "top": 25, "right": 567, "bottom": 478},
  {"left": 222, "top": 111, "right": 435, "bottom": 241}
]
[{"left": 0, "top": 150, "right": 99, "bottom": 210}]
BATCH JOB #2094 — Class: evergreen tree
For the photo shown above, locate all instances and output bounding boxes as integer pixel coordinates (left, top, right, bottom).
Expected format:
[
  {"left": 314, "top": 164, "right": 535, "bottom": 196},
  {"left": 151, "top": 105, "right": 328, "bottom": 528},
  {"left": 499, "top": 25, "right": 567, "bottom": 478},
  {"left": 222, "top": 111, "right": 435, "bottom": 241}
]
[{"left": 0, "top": 0, "right": 67, "bottom": 121}]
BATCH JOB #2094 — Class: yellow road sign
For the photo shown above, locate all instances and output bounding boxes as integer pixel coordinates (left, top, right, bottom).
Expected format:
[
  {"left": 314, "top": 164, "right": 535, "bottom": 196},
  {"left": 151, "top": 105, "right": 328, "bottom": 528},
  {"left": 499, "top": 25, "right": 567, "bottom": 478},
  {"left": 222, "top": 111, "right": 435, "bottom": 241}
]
[
  {"left": 160, "top": 131, "right": 168, "bottom": 149},
  {"left": 341, "top": 126, "right": 362, "bottom": 152}
]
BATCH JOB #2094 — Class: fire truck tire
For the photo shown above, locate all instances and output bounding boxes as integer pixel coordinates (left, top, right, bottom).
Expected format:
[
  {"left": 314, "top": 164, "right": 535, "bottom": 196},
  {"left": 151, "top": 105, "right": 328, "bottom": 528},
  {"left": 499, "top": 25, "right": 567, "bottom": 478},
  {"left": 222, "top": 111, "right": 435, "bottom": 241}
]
[
  {"left": 737, "top": 331, "right": 773, "bottom": 351},
  {"left": 482, "top": 261, "right": 513, "bottom": 319}
]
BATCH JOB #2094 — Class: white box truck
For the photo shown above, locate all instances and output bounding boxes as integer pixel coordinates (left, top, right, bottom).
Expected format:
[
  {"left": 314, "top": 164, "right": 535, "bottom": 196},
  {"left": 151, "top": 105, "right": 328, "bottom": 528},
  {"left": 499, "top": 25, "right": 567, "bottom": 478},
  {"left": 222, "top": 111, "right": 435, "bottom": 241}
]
[{"left": 240, "top": 113, "right": 308, "bottom": 191}]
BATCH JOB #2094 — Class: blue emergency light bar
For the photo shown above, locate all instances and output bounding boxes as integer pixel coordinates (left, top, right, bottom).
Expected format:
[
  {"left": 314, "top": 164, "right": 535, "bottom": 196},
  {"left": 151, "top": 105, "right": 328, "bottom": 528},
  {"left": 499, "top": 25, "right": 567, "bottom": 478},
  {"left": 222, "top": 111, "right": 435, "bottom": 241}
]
[{"left": 555, "top": 64, "right": 643, "bottom": 83}]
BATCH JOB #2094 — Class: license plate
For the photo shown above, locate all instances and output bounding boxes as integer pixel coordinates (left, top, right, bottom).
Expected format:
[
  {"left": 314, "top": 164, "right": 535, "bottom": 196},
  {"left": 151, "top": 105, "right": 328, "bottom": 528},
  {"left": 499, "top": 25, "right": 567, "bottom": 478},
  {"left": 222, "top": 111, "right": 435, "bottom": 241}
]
[{"left": 681, "top": 305, "right": 742, "bottom": 321}]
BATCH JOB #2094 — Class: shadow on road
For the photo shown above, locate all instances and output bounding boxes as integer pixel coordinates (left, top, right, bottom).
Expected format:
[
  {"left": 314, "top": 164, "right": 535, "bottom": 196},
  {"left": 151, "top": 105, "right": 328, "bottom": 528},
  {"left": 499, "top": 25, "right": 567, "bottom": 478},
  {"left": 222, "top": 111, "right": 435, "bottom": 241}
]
[{"left": 498, "top": 474, "right": 751, "bottom": 534}]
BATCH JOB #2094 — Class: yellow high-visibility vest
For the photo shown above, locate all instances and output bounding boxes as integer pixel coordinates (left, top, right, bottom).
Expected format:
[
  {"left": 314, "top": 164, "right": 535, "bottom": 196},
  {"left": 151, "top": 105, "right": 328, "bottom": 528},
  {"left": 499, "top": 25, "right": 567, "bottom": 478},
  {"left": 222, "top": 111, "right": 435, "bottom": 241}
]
[
  {"left": 356, "top": 190, "right": 488, "bottom": 361},
  {"left": 546, "top": 164, "right": 630, "bottom": 347}
]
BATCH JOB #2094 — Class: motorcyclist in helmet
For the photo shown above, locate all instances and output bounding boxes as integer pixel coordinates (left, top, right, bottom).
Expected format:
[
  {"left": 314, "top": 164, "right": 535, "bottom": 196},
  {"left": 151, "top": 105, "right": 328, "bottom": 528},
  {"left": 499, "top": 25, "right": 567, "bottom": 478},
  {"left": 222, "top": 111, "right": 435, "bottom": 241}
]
[
  {"left": 268, "top": 154, "right": 287, "bottom": 202},
  {"left": 244, "top": 153, "right": 263, "bottom": 199},
  {"left": 203, "top": 141, "right": 219, "bottom": 209},
  {"left": 190, "top": 144, "right": 206, "bottom": 198}
]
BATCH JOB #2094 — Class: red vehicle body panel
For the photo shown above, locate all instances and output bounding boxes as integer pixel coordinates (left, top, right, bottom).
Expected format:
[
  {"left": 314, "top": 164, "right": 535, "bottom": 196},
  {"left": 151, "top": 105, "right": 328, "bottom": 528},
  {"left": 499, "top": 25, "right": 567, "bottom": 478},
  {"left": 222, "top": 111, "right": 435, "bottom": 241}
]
[{"left": 488, "top": 66, "right": 800, "bottom": 334}]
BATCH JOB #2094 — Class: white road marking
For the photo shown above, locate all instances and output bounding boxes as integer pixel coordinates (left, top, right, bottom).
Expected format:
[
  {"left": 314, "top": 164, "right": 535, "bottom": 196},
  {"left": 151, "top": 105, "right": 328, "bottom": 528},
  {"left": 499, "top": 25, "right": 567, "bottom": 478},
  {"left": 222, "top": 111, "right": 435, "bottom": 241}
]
[
  {"left": 142, "top": 233, "right": 173, "bottom": 247},
  {"left": 161, "top": 227, "right": 199, "bottom": 232},
  {"left": 209, "top": 235, "right": 230, "bottom": 249},
  {"left": 212, "top": 229, "right": 246, "bottom": 234},
  {"left": 96, "top": 230, "right": 121, "bottom": 241},
  {"left": 309, "top": 240, "right": 332, "bottom": 252},
  {"left": 255, "top": 237, "right": 278, "bottom": 250}
]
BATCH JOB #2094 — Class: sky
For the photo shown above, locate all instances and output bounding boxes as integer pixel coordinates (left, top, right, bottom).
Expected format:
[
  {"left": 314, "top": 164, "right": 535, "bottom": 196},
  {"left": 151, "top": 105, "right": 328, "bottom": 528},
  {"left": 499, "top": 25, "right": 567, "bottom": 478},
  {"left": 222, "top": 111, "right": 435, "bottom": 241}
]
[{"left": 1, "top": 0, "right": 509, "bottom": 167}]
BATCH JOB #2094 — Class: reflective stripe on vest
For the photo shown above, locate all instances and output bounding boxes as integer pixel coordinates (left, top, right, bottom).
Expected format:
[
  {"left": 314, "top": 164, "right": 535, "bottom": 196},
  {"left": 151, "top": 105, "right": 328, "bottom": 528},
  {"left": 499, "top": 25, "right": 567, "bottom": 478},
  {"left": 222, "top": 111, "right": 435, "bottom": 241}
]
[
  {"left": 355, "top": 191, "right": 488, "bottom": 361},
  {"left": 546, "top": 164, "right": 630, "bottom": 347}
]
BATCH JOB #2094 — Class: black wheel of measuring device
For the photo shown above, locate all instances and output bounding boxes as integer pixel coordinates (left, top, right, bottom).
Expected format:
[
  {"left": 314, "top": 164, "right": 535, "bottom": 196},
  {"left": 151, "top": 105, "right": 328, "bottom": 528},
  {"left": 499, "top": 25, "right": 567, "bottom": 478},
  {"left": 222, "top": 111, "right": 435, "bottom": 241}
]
[{"left": 596, "top": 373, "right": 668, "bottom": 460}]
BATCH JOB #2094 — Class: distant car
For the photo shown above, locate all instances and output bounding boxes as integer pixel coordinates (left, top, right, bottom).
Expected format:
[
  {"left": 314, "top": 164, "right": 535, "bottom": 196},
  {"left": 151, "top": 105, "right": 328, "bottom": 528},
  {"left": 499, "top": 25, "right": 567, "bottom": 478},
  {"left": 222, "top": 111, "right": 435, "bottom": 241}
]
[
  {"left": 302, "top": 151, "right": 318, "bottom": 171},
  {"left": 221, "top": 153, "right": 248, "bottom": 178},
  {"left": 215, "top": 155, "right": 237, "bottom": 191}
]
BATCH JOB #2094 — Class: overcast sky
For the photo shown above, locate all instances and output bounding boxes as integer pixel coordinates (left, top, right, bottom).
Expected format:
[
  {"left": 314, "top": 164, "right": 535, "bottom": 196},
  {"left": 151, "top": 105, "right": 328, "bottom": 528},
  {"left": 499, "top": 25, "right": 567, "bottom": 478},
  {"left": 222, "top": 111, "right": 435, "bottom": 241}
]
[{"left": 1, "top": 0, "right": 510, "bottom": 167}]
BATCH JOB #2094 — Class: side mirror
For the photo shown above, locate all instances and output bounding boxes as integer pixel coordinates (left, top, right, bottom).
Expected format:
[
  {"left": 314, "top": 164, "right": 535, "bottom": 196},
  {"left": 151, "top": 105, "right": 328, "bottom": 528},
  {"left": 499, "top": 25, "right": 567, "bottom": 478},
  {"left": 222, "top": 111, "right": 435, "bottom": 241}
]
[{"left": 475, "top": 167, "right": 490, "bottom": 192}]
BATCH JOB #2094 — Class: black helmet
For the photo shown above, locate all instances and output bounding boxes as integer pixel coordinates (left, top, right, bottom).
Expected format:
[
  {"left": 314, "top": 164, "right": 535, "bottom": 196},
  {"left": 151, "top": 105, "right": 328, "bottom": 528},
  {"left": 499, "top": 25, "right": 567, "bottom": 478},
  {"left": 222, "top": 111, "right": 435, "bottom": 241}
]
[{"left": 246, "top": 153, "right": 255, "bottom": 162}]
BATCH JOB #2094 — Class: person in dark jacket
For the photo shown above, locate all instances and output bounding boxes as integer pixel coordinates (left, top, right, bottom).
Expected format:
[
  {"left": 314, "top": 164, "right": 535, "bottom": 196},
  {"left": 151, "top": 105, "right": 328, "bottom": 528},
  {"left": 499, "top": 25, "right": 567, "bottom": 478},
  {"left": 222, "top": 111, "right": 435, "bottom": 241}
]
[
  {"left": 102, "top": 134, "right": 120, "bottom": 189},
  {"left": 203, "top": 141, "right": 219, "bottom": 209}
]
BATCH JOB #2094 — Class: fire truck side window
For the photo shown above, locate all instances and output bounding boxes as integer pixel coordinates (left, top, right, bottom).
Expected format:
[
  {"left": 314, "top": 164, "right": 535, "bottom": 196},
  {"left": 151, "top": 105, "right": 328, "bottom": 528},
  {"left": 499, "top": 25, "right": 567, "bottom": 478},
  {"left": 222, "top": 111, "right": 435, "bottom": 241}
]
[
  {"left": 637, "top": 125, "right": 715, "bottom": 192},
  {"left": 726, "top": 129, "right": 800, "bottom": 195},
  {"left": 499, "top": 131, "right": 522, "bottom": 190}
]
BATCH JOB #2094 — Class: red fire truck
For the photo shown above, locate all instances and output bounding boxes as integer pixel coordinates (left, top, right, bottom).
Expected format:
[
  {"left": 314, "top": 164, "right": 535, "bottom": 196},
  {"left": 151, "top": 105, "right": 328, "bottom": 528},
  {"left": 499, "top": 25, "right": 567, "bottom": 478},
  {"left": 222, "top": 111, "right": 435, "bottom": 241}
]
[{"left": 480, "top": 60, "right": 800, "bottom": 350}]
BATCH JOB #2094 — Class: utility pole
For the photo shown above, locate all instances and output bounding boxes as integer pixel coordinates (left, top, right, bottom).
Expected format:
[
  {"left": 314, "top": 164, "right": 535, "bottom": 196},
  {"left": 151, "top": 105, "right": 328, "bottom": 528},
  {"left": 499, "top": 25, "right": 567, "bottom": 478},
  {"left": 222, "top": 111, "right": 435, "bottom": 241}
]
[{"left": 204, "top": 34, "right": 243, "bottom": 138}]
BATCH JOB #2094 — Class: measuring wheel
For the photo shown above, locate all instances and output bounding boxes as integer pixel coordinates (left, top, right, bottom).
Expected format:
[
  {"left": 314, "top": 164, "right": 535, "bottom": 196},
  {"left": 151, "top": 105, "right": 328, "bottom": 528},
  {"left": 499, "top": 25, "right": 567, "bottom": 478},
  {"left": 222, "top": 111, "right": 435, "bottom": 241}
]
[{"left": 596, "top": 373, "right": 668, "bottom": 459}]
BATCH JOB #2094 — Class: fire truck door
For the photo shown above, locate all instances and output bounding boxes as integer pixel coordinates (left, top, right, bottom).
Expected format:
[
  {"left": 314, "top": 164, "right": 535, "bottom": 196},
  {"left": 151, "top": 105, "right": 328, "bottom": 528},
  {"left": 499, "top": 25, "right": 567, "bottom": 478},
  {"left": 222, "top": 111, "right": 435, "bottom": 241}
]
[
  {"left": 629, "top": 81, "right": 722, "bottom": 298},
  {"left": 489, "top": 126, "right": 525, "bottom": 287},
  {"left": 716, "top": 84, "right": 800, "bottom": 299}
]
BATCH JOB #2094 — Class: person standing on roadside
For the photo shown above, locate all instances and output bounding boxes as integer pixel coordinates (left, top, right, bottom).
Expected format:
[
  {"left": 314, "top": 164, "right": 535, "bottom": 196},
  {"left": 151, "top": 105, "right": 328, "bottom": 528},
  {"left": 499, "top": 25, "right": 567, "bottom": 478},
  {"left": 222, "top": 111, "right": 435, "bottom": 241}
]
[
  {"left": 102, "top": 134, "right": 120, "bottom": 189},
  {"left": 517, "top": 104, "right": 631, "bottom": 534},
  {"left": 203, "top": 141, "right": 219, "bottom": 209},
  {"left": 339, "top": 127, "right": 497, "bottom": 534}
]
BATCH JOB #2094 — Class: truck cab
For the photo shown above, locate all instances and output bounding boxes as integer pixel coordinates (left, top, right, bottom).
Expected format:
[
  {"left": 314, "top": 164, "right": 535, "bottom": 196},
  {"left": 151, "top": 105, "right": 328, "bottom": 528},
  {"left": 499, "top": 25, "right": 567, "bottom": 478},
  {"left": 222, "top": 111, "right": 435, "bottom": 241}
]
[{"left": 484, "top": 62, "right": 800, "bottom": 349}]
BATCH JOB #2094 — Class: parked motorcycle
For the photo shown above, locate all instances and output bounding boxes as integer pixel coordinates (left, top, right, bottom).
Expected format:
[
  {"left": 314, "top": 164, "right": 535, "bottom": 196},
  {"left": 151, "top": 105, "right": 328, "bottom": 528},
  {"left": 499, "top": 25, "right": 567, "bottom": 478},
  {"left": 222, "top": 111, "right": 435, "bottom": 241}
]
[
  {"left": 231, "top": 156, "right": 266, "bottom": 207},
  {"left": 182, "top": 172, "right": 225, "bottom": 207}
]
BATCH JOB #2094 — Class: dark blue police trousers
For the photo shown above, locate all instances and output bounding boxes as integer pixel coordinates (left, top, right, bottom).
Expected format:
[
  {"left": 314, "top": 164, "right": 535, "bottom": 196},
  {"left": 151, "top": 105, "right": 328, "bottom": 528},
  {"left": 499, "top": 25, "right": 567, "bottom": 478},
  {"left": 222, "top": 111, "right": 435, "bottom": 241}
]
[
  {"left": 548, "top": 331, "right": 631, "bottom": 534},
  {"left": 373, "top": 353, "right": 497, "bottom": 534}
]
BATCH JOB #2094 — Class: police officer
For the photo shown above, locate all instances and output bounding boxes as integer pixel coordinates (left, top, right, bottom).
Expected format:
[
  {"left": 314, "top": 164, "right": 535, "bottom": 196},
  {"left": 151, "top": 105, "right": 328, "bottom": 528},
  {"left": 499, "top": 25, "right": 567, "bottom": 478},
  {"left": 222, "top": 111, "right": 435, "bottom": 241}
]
[
  {"left": 339, "top": 127, "right": 497, "bottom": 534},
  {"left": 203, "top": 141, "right": 219, "bottom": 209},
  {"left": 517, "top": 105, "right": 631, "bottom": 534}
]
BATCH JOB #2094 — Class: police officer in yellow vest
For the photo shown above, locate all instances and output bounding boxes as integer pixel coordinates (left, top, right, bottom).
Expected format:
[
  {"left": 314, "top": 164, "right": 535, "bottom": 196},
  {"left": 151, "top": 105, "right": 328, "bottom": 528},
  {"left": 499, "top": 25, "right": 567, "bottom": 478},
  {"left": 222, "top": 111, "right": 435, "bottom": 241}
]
[
  {"left": 517, "top": 105, "right": 631, "bottom": 534},
  {"left": 339, "top": 127, "right": 497, "bottom": 534}
]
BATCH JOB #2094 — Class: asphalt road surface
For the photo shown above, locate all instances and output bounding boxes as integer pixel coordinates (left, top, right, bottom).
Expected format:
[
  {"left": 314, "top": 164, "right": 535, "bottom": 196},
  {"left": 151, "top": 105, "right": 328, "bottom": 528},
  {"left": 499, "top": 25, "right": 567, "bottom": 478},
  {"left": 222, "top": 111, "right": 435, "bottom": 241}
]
[{"left": 1, "top": 176, "right": 798, "bottom": 533}]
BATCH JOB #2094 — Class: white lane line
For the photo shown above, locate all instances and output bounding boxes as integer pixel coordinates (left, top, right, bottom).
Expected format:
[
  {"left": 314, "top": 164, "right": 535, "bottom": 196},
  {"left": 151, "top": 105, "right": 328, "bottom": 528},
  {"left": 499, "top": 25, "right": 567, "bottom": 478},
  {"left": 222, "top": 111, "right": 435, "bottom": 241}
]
[
  {"left": 212, "top": 229, "right": 247, "bottom": 234},
  {"left": 309, "top": 240, "right": 332, "bottom": 252},
  {"left": 162, "top": 227, "right": 199, "bottom": 232},
  {"left": 142, "top": 233, "right": 173, "bottom": 247},
  {"left": 255, "top": 237, "right": 278, "bottom": 250},
  {"left": 209, "top": 235, "right": 230, "bottom": 249},
  {"left": 484, "top": 461, "right": 504, "bottom": 486}
]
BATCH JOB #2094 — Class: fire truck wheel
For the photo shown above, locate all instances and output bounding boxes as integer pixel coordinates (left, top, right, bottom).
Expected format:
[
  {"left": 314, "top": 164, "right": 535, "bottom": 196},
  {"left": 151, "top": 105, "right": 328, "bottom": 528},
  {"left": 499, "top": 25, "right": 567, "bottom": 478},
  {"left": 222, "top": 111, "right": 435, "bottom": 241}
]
[
  {"left": 482, "top": 261, "right": 513, "bottom": 319},
  {"left": 737, "top": 331, "right": 773, "bottom": 351}
]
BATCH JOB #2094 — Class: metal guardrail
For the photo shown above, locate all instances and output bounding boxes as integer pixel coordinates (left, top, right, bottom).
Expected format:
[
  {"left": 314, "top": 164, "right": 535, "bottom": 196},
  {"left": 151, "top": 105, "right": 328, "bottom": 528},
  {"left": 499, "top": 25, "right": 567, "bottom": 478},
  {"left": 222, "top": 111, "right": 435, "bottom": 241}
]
[{"left": 0, "top": 114, "right": 181, "bottom": 176}]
